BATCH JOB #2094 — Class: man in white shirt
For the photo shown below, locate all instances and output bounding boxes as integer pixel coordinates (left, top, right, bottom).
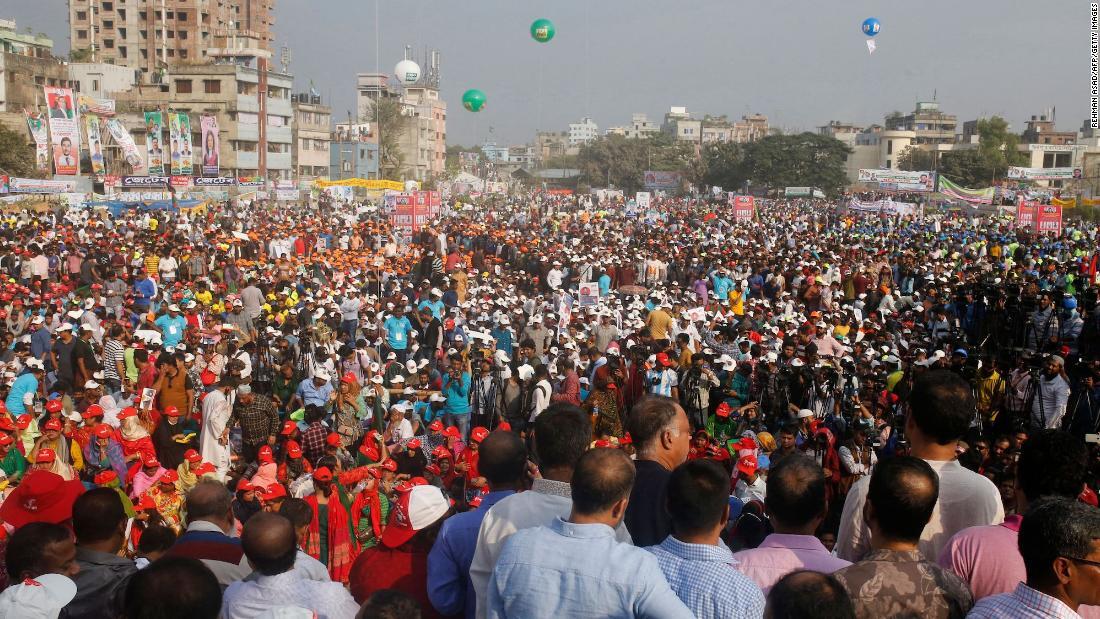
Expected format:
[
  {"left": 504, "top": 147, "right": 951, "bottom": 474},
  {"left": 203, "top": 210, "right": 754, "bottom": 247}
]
[
  {"left": 1031, "top": 355, "right": 1071, "bottom": 430},
  {"left": 222, "top": 513, "right": 359, "bottom": 618},
  {"left": 469, "top": 404, "right": 631, "bottom": 618},
  {"left": 837, "top": 371, "right": 1003, "bottom": 562},
  {"left": 200, "top": 379, "right": 236, "bottom": 480}
]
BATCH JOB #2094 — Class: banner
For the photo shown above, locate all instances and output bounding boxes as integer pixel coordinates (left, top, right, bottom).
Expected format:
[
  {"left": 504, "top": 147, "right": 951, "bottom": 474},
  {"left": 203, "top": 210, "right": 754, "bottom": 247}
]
[
  {"left": 44, "top": 87, "right": 80, "bottom": 176},
  {"left": 858, "top": 169, "right": 935, "bottom": 191},
  {"left": 169, "top": 113, "right": 193, "bottom": 175},
  {"left": 1051, "top": 197, "right": 1077, "bottom": 208},
  {"left": 635, "top": 191, "right": 651, "bottom": 209},
  {"left": 577, "top": 282, "right": 599, "bottom": 307},
  {"left": 25, "top": 111, "right": 49, "bottom": 172},
  {"left": 121, "top": 176, "right": 170, "bottom": 188},
  {"left": 848, "top": 198, "right": 919, "bottom": 216},
  {"left": 9, "top": 178, "right": 77, "bottom": 194},
  {"left": 104, "top": 118, "right": 146, "bottom": 174},
  {"left": 730, "top": 195, "right": 755, "bottom": 221},
  {"left": 193, "top": 176, "right": 236, "bottom": 187},
  {"left": 0, "top": 176, "right": 8, "bottom": 194},
  {"left": 643, "top": 171, "right": 681, "bottom": 190},
  {"left": 168, "top": 113, "right": 182, "bottom": 175},
  {"left": 200, "top": 116, "right": 220, "bottom": 176},
  {"left": 314, "top": 178, "right": 405, "bottom": 191},
  {"left": 1015, "top": 201, "right": 1037, "bottom": 229},
  {"left": 557, "top": 293, "right": 574, "bottom": 332},
  {"left": 1007, "top": 167, "right": 1083, "bottom": 181},
  {"left": 1035, "top": 204, "right": 1063, "bottom": 236},
  {"left": 144, "top": 112, "right": 165, "bottom": 175},
  {"left": 169, "top": 175, "right": 192, "bottom": 188},
  {"left": 76, "top": 95, "right": 115, "bottom": 117},
  {"left": 84, "top": 114, "right": 105, "bottom": 176},
  {"left": 937, "top": 176, "right": 995, "bottom": 204},
  {"left": 237, "top": 176, "right": 265, "bottom": 187}
]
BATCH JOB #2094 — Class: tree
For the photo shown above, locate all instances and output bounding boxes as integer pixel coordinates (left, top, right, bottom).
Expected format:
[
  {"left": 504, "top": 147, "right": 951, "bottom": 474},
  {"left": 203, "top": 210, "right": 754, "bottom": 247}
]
[
  {"left": 0, "top": 122, "right": 41, "bottom": 178},
  {"left": 700, "top": 141, "right": 746, "bottom": 190},
  {"left": 897, "top": 146, "right": 935, "bottom": 172},
  {"left": 938, "top": 116, "right": 1027, "bottom": 187},
  {"left": 738, "top": 132, "right": 850, "bottom": 196},
  {"left": 69, "top": 48, "right": 93, "bottom": 62},
  {"left": 368, "top": 98, "right": 410, "bottom": 180},
  {"left": 577, "top": 133, "right": 694, "bottom": 193}
]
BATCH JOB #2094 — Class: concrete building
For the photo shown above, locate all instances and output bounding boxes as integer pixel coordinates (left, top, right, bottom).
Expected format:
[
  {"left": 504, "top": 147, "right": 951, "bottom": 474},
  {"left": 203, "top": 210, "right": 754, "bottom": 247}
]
[
  {"left": 66, "top": 0, "right": 274, "bottom": 78},
  {"left": 662, "top": 106, "right": 701, "bottom": 142},
  {"left": 68, "top": 62, "right": 136, "bottom": 97},
  {"left": 567, "top": 116, "right": 599, "bottom": 146},
  {"left": 1021, "top": 113, "right": 1076, "bottom": 145},
  {"left": 819, "top": 121, "right": 864, "bottom": 147},
  {"left": 400, "top": 83, "right": 447, "bottom": 182},
  {"left": 535, "top": 131, "right": 572, "bottom": 161},
  {"left": 731, "top": 113, "right": 769, "bottom": 143},
  {"left": 840, "top": 127, "right": 916, "bottom": 183},
  {"left": 291, "top": 92, "right": 331, "bottom": 181},
  {"left": 885, "top": 102, "right": 957, "bottom": 145},
  {"left": 0, "top": 19, "right": 54, "bottom": 58},
  {"left": 329, "top": 140, "right": 378, "bottom": 180},
  {"left": 481, "top": 143, "right": 509, "bottom": 162},
  {"left": 114, "top": 61, "right": 294, "bottom": 179}
]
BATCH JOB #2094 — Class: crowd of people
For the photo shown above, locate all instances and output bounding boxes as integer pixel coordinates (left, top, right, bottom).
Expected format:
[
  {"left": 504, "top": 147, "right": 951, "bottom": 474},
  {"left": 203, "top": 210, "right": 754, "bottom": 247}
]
[{"left": 0, "top": 191, "right": 1097, "bottom": 618}]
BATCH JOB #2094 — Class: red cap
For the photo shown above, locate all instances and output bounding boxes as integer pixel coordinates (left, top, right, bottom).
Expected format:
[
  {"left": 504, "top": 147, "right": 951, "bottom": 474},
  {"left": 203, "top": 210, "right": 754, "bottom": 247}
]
[
  {"left": 428, "top": 419, "right": 444, "bottom": 433},
  {"left": 431, "top": 446, "right": 452, "bottom": 460},
  {"left": 138, "top": 495, "right": 157, "bottom": 511},
  {"left": 443, "top": 426, "right": 461, "bottom": 438},
  {"left": 15, "top": 415, "right": 31, "bottom": 430},
  {"left": 737, "top": 437, "right": 757, "bottom": 452},
  {"left": 118, "top": 407, "right": 138, "bottom": 421},
  {"left": 194, "top": 462, "right": 216, "bottom": 476},
  {"left": 737, "top": 455, "right": 758, "bottom": 477},
  {"left": 325, "top": 433, "right": 341, "bottom": 447},
  {"left": 715, "top": 402, "right": 732, "bottom": 419},
  {"left": 470, "top": 427, "right": 490, "bottom": 443},
  {"left": 406, "top": 439, "right": 421, "bottom": 450},
  {"left": 0, "top": 434, "right": 13, "bottom": 447},
  {"left": 0, "top": 417, "right": 15, "bottom": 432},
  {"left": 280, "top": 420, "right": 298, "bottom": 435},
  {"left": 655, "top": 352, "right": 672, "bottom": 367},
  {"left": 258, "top": 445, "right": 274, "bottom": 464},
  {"left": 313, "top": 466, "right": 334, "bottom": 482},
  {"left": 93, "top": 470, "right": 118, "bottom": 485},
  {"left": 142, "top": 454, "right": 160, "bottom": 468},
  {"left": 380, "top": 483, "right": 449, "bottom": 549},
  {"left": 261, "top": 484, "right": 287, "bottom": 502},
  {"left": 45, "top": 399, "right": 63, "bottom": 414},
  {"left": 340, "top": 372, "right": 358, "bottom": 384},
  {"left": 237, "top": 480, "right": 253, "bottom": 492},
  {"left": 380, "top": 459, "right": 398, "bottom": 472},
  {"left": 160, "top": 470, "right": 179, "bottom": 484},
  {"left": 82, "top": 404, "right": 104, "bottom": 419},
  {"left": 0, "top": 471, "right": 85, "bottom": 527},
  {"left": 94, "top": 423, "right": 113, "bottom": 439},
  {"left": 359, "top": 442, "right": 380, "bottom": 462},
  {"left": 285, "top": 440, "right": 302, "bottom": 459},
  {"left": 163, "top": 405, "right": 182, "bottom": 418},
  {"left": 184, "top": 449, "right": 201, "bottom": 464},
  {"left": 43, "top": 419, "right": 62, "bottom": 432},
  {"left": 35, "top": 448, "right": 56, "bottom": 463},
  {"left": 498, "top": 421, "right": 512, "bottom": 432}
]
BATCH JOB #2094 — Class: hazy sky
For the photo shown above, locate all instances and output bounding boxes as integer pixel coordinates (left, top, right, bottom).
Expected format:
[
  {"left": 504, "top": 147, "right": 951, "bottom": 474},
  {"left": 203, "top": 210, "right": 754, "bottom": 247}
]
[{"left": 10, "top": 0, "right": 1089, "bottom": 146}]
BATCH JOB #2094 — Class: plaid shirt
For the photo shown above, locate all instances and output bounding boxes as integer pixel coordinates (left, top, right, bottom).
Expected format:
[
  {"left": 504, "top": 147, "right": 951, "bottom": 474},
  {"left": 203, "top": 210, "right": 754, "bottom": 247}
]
[
  {"left": 230, "top": 396, "right": 280, "bottom": 446},
  {"left": 968, "top": 583, "right": 1082, "bottom": 619},
  {"left": 300, "top": 420, "right": 328, "bottom": 465},
  {"left": 646, "top": 536, "right": 765, "bottom": 619}
]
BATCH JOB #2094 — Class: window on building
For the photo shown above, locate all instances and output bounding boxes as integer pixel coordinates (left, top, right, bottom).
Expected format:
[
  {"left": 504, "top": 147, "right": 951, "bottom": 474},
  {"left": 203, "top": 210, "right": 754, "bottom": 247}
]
[
  {"left": 119, "top": 46, "right": 127, "bottom": 58},
  {"left": 886, "top": 159, "right": 892, "bottom": 168},
  {"left": 78, "top": 30, "right": 88, "bottom": 39},
  {"left": 175, "top": 79, "right": 192, "bottom": 93},
  {"left": 118, "top": 9, "right": 125, "bottom": 20},
  {"left": 104, "top": 39, "right": 114, "bottom": 48},
  {"left": 359, "top": 149, "right": 365, "bottom": 160},
  {"left": 139, "top": 11, "right": 147, "bottom": 20},
  {"left": 140, "top": 48, "right": 148, "bottom": 58},
  {"left": 177, "top": 12, "right": 187, "bottom": 21},
  {"left": 140, "top": 30, "right": 147, "bottom": 39},
  {"left": 179, "top": 49, "right": 188, "bottom": 58},
  {"left": 118, "top": 27, "right": 126, "bottom": 38},
  {"left": 887, "top": 140, "right": 893, "bottom": 155},
  {"left": 203, "top": 79, "right": 220, "bottom": 93},
  {"left": 92, "top": 79, "right": 100, "bottom": 91},
  {"left": 102, "top": 1, "right": 113, "bottom": 10},
  {"left": 342, "top": 160, "right": 351, "bottom": 172},
  {"left": 104, "top": 20, "right": 113, "bottom": 29},
  {"left": 167, "top": 48, "right": 174, "bottom": 57},
  {"left": 167, "top": 30, "right": 174, "bottom": 38},
  {"left": 76, "top": 11, "right": 87, "bottom": 20},
  {"left": 179, "top": 31, "right": 187, "bottom": 39}
]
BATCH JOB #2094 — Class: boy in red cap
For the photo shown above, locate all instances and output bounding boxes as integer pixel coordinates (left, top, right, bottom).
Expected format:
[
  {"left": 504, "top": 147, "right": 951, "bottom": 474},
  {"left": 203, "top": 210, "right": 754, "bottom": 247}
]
[
  {"left": 0, "top": 432, "right": 27, "bottom": 486},
  {"left": 143, "top": 469, "right": 183, "bottom": 532},
  {"left": 454, "top": 427, "right": 489, "bottom": 500}
]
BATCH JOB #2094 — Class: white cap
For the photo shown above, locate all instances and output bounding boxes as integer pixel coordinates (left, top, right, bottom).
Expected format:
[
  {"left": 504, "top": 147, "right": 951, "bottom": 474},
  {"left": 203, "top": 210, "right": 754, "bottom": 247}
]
[
  {"left": 168, "top": 304, "right": 181, "bottom": 312},
  {"left": 56, "top": 323, "right": 73, "bottom": 332},
  {"left": 391, "top": 374, "right": 406, "bottom": 383},
  {"left": 429, "top": 393, "right": 447, "bottom": 402},
  {"left": 797, "top": 409, "right": 814, "bottom": 419},
  {"left": 313, "top": 370, "right": 331, "bottom": 382},
  {"left": 83, "top": 380, "right": 100, "bottom": 389},
  {"left": 516, "top": 364, "right": 535, "bottom": 381},
  {"left": 386, "top": 352, "right": 397, "bottom": 360},
  {"left": 25, "top": 358, "right": 44, "bottom": 370},
  {"left": 31, "top": 316, "right": 44, "bottom": 325},
  {"left": 0, "top": 573, "right": 78, "bottom": 619},
  {"left": 370, "top": 375, "right": 384, "bottom": 384},
  {"left": 66, "top": 309, "right": 83, "bottom": 319}
]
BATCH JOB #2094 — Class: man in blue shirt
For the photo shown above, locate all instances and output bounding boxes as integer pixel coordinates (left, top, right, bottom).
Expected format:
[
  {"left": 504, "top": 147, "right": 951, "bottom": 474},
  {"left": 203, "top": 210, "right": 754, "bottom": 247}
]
[
  {"left": 291, "top": 370, "right": 335, "bottom": 411},
  {"left": 441, "top": 362, "right": 472, "bottom": 439},
  {"left": 154, "top": 303, "right": 188, "bottom": 349},
  {"left": 428, "top": 431, "right": 525, "bottom": 618},
  {"left": 489, "top": 318, "right": 513, "bottom": 358},
  {"left": 132, "top": 269, "right": 156, "bottom": 313},
  {"left": 711, "top": 268, "right": 735, "bottom": 302},
  {"left": 383, "top": 306, "right": 414, "bottom": 363},
  {"left": 487, "top": 448, "right": 693, "bottom": 619},
  {"left": 5, "top": 359, "right": 44, "bottom": 416},
  {"left": 29, "top": 315, "right": 51, "bottom": 367},
  {"left": 418, "top": 289, "right": 445, "bottom": 321},
  {"left": 646, "top": 459, "right": 765, "bottom": 619}
]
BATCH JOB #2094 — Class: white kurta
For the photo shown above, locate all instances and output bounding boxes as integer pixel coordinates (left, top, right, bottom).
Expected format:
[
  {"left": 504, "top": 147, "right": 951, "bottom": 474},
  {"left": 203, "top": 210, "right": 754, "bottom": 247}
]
[{"left": 200, "top": 389, "right": 232, "bottom": 480}]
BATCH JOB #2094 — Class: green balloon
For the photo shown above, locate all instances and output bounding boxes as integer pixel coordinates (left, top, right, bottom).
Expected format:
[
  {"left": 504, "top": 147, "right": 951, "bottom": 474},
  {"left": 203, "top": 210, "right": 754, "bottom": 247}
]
[
  {"left": 530, "top": 18, "right": 555, "bottom": 43},
  {"left": 462, "top": 89, "right": 487, "bottom": 113}
]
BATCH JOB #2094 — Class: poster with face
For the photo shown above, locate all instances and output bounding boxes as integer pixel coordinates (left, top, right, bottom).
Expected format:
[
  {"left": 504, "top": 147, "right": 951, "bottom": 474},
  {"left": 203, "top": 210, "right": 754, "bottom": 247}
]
[
  {"left": 44, "top": 87, "right": 80, "bottom": 175},
  {"left": 145, "top": 112, "right": 165, "bottom": 175},
  {"left": 200, "top": 115, "right": 220, "bottom": 176},
  {"left": 168, "top": 113, "right": 182, "bottom": 176},
  {"left": 176, "top": 113, "right": 193, "bottom": 175},
  {"left": 85, "top": 114, "right": 105, "bottom": 176},
  {"left": 25, "top": 111, "right": 49, "bottom": 172}
]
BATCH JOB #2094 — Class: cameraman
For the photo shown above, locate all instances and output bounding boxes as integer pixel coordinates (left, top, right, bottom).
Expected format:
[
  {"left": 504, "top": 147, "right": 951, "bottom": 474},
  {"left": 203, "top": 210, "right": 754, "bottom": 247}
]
[
  {"left": 1030, "top": 355, "right": 1070, "bottom": 430},
  {"left": 1026, "top": 292, "right": 1060, "bottom": 353},
  {"left": 680, "top": 354, "right": 719, "bottom": 431},
  {"left": 441, "top": 352, "right": 472, "bottom": 439}
]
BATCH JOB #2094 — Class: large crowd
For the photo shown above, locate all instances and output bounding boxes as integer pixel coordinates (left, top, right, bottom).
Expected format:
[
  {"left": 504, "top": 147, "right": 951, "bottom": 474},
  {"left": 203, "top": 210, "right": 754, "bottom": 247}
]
[{"left": 0, "top": 192, "right": 1097, "bottom": 619}]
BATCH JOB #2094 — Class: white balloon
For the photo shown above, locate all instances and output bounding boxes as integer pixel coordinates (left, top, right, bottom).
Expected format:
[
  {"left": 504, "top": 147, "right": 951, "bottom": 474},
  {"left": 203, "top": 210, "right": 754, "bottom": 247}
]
[{"left": 394, "top": 59, "right": 421, "bottom": 86}]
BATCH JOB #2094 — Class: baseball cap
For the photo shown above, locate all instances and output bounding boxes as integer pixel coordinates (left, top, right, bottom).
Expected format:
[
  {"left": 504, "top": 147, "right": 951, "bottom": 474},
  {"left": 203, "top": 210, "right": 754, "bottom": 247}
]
[
  {"left": 258, "top": 445, "right": 274, "bottom": 464},
  {"left": 470, "top": 427, "right": 490, "bottom": 443},
  {"left": 184, "top": 449, "right": 202, "bottom": 464},
  {"left": 737, "top": 455, "right": 759, "bottom": 477},
  {"left": 325, "top": 432, "right": 341, "bottom": 447},
  {"left": 796, "top": 409, "right": 814, "bottom": 419},
  {"left": 280, "top": 420, "right": 298, "bottom": 435},
  {"left": 35, "top": 448, "right": 56, "bottom": 463},
  {"left": 261, "top": 484, "right": 288, "bottom": 502},
  {"left": 313, "top": 466, "right": 334, "bottom": 482},
  {"left": 314, "top": 370, "right": 331, "bottom": 382},
  {"left": 0, "top": 573, "right": 78, "bottom": 619},
  {"left": 93, "top": 423, "right": 112, "bottom": 439},
  {"left": 381, "top": 483, "right": 450, "bottom": 548},
  {"left": 285, "top": 440, "right": 303, "bottom": 459}
]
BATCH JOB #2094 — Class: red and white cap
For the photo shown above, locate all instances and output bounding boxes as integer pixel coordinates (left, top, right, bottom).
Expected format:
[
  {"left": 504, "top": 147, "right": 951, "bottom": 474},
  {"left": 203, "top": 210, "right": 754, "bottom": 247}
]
[
  {"left": 0, "top": 573, "right": 78, "bottom": 618},
  {"left": 380, "top": 482, "right": 450, "bottom": 548}
]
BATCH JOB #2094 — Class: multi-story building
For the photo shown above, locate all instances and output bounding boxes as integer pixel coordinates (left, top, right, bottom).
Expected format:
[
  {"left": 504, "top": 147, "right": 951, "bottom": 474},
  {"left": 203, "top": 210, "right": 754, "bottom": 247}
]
[
  {"left": 731, "top": 113, "right": 769, "bottom": 143},
  {"left": 0, "top": 19, "right": 54, "bottom": 58},
  {"left": 567, "top": 116, "right": 599, "bottom": 146},
  {"left": 113, "top": 58, "right": 294, "bottom": 179},
  {"left": 535, "top": 131, "right": 571, "bottom": 160},
  {"left": 818, "top": 120, "right": 864, "bottom": 147},
  {"left": 884, "top": 102, "right": 957, "bottom": 145},
  {"left": 662, "top": 106, "right": 701, "bottom": 142},
  {"left": 1021, "top": 113, "right": 1077, "bottom": 146},
  {"left": 68, "top": 62, "right": 136, "bottom": 97},
  {"left": 291, "top": 92, "right": 331, "bottom": 181},
  {"left": 329, "top": 139, "right": 378, "bottom": 180},
  {"left": 401, "top": 83, "right": 446, "bottom": 182},
  {"left": 66, "top": 0, "right": 274, "bottom": 78}
]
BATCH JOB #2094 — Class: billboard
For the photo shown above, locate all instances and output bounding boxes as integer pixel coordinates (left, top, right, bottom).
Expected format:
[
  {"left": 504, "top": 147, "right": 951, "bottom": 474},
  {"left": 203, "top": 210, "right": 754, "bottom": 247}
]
[
  {"left": 635, "top": 191, "right": 651, "bottom": 209},
  {"left": 25, "top": 111, "right": 49, "bottom": 172},
  {"left": 121, "top": 176, "right": 170, "bottom": 188},
  {"left": 44, "top": 87, "right": 80, "bottom": 176},
  {"left": 193, "top": 177, "right": 236, "bottom": 187},
  {"left": 9, "top": 178, "right": 78, "bottom": 194},
  {"left": 144, "top": 111, "right": 166, "bottom": 175},
  {"left": 857, "top": 169, "right": 935, "bottom": 192},
  {"left": 76, "top": 95, "right": 115, "bottom": 116},
  {"left": 105, "top": 118, "right": 146, "bottom": 174},
  {"left": 643, "top": 171, "right": 681, "bottom": 190},
  {"left": 730, "top": 195, "right": 755, "bottom": 221},
  {"left": 1007, "top": 167, "right": 1083, "bottom": 181},
  {"left": 200, "top": 116, "right": 220, "bottom": 176},
  {"left": 1035, "top": 204, "right": 1063, "bottom": 235},
  {"left": 174, "top": 113, "right": 194, "bottom": 175},
  {"left": 84, "top": 114, "right": 105, "bottom": 176},
  {"left": 1015, "top": 201, "right": 1037, "bottom": 229}
]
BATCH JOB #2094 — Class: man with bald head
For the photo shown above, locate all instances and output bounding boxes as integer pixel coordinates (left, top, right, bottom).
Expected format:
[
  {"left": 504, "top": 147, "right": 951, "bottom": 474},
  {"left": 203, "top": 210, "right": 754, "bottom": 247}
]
[
  {"left": 221, "top": 512, "right": 359, "bottom": 618},
  {"left": 487, "top": 447, "right": 693, "bottom": 618}
]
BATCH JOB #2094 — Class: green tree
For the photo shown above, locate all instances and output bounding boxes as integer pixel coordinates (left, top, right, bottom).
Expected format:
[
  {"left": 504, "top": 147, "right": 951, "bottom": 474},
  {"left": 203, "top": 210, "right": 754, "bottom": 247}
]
[
  {"left": 0, "top": 122, "right": 40, "bottom": 178},
  {"left": 700, "top": 141, "right": 746, "bottom": 190},
  {"left": 69, "top": 48, "right": 93, "bottom": 62},
  {"left": 937, "top": 116, "right": 1027, "bottom": 187},
  {"left": 738, "top": 132, "right": 850, "bottom": 196},
  {"left": 897, "top": 145, "right": 935, "bottom": 172},
  {"left": 368, "top": 98, "right": 410, "bottom": 180},
  {"left": 577, "top": 133, "right": 694, "bottom": 193}
]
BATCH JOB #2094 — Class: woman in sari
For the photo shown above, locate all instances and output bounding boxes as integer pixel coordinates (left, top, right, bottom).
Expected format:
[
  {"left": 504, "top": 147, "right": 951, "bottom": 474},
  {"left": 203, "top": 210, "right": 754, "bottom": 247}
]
[
  {"left": 117, "top": 407, "right": 157, "bottom": 468},
  {"left": 582, "top": 374, "right": 623, "bottom": 439},
  {"left": 84, "top": 423, "right": 128, "bottom": 483},
  {"left": 333, "top": 373, "right": 367, "bottom": 448}
]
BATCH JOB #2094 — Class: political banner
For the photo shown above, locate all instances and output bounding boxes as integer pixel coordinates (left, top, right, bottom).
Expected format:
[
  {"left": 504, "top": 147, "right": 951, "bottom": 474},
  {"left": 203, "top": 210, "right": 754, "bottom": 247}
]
[
  {"left": 169, "top": 175, "right": 192, "bottom": 189},
  {"left": 558, "top": 293, "right": 574, "bottom": 332},
  {"left": 275, "top": 189, "right": 299, "bottom": 201},
  {"left": 25, "top": 111, "right": 49, "bottom": 172},
  {"left": 168, "top": 113, "right": 182, "bottom": 175},
  {"left": 731, "top": 195, "right": 755, "bottom": 221},
  {"left": 84, "top": 114, "right": 105, "bottom": 176},
  {"left": 8, "top": 177, "right": 77, "bottom": 194},
  {"left": 44, "top": 87, "right": 80, "bottom": 176},
  {"left": 144, "top": 112, "right": 166, "bottom": 175},
  {"left": 635, "top": 192, "right": 651, "bottom": 209},
  {"left": 104, "top": 118, "right": 146, "bottom": 174},
  {"left": 173, "top": 113, "right": 193, "bottom": 175},
  {"left": 643, "top": 171, "right": 681, "bottom": 191},
  {"left": 76, "top": 95, "right": 115, "bottom": 117},
  {"left": 200, "top": 116, "right": 220, "bottom": 176},
  {"left": 577, "top": 282, "right": 600, "bottom": 307},
  {"left": 237, "top": 176, "right": 265, "bottom": 187},
  {"left": 857, "top": 169, "right": 935, "bottom": 191},
  {"left": 193, "top": 176, "right": 236, "bottom": 187},
  {"left": 847, "top": 198, "right": 919, "bottom": 217},
  {"left": 121, "top": 176, "right": 170, "bottom": 188},
  {"left": 1007, "top": 167, "right": 1083, "bottom": 181},
  {"left": 938, "top": 176, "right": 995, "bottom": 204},
  {"left": 1035, "top": 204, "right": 1063, "bottom": 236},
  {"left": 0, "top": 176, "right": 8, "bottom": 194},
  {"left": 1015, "top": 201, "right": 1037, "bottom": 229}
]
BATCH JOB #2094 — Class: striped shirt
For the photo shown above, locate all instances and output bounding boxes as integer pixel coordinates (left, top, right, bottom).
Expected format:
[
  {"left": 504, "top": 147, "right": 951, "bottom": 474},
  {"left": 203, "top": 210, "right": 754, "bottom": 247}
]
[
  {"left": 102, "top": 338, "right": 125, "bottom": 382},
  {"left": 968, "top": 583, "right": 1082, "bottom": 619},
  {"left": 646, "top": 536, "right": 765, "bottom": 619}
]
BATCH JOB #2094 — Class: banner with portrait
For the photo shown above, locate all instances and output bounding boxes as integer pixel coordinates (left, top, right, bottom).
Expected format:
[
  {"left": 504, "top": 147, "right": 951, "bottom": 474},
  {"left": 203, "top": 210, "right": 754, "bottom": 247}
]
[
  {"left": 44, "top": 87, "right": 80, "bottom": 176},
  {"left": 170, "top": 113, "right": 194, "bottom": 175},
  {"left": 24, "top": 110, "right": 50, "bottom": 172},
  {"left": 105, "top": 118, "right": 146, "bottom": 174},
  {"left": 144, "top": 112, "right": 165, "bottom": 175},
  {"left": 84, "top": 114, "right": 105, "bottom": 176},
  {"left": 200, "top": 116, "right": 220, "bottom": 176}
]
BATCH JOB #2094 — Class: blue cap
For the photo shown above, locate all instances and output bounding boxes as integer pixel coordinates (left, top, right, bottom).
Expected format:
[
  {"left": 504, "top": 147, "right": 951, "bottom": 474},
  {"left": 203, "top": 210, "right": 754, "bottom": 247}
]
[
  {"left": 1064, "top": 297, "right": 1078, "bottom": 310},
  {"left": 952, "top": 349, "right": 968, "bottom": 358},
  {"left": 727, "top": 496, "right": 745, "bottom": 522}
]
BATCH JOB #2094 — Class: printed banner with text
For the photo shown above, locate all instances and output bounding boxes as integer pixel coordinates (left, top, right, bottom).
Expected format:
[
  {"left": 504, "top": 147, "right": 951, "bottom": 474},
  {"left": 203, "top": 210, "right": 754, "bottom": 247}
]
[
  {"left": 1035, "top": 204, "right": 1063, "bottom": 236},
  {"left": 857, "top": 169, "right": 935, "bottom": 192},
  {"left": 643, "top": 171, "right": 681, "bottom": 191},
  {"left": 200, "top": 116, "right": 220, "bottom": 176},
  {"left": 730, "top": 195, "right": 755, "bottom": 221},
  {"left": 44, "top": 87, "right": 80, "bottom": 176},
  {"left": 84, "top": 114, "right": 105, "bottom": 176},
  {"left": 144, "top": 112, "right": 165, "bottom": 175},
  {"left": 1007, "top": 167, "right": 1083, "bottom": 181},
  {"left": 25, "top": 111, "right": 49, "bottom": 172},
  {"left": 105, "top": 118, "right": 146, "bottom": 174}
]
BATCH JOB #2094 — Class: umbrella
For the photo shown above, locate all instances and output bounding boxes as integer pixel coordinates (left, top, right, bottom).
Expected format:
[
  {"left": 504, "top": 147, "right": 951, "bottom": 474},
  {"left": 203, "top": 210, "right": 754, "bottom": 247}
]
[{"left": 617, "top": 285, "right": 648, "bottom": 296}]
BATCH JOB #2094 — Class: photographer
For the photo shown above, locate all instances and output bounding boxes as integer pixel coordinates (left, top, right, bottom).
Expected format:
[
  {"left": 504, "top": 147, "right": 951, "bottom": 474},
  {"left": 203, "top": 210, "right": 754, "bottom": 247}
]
[
  {"left": 1031, "top": 355, "right": 1071, "bottom": 430},
  {"left": 679, "top": 354, "right": 719, "bottom": 431},
  {"left": 1026, "top": 292, "right": 1060, "bottom": 353},
  {"left": 441, "top": 352, "right": 472, "bottom": 438}
]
